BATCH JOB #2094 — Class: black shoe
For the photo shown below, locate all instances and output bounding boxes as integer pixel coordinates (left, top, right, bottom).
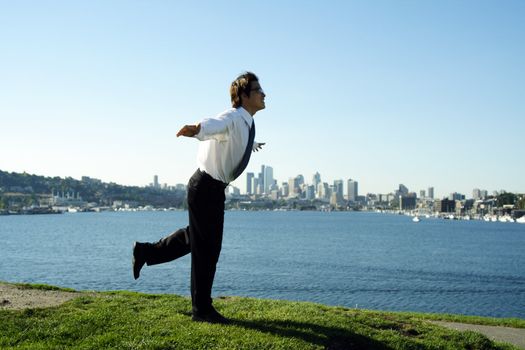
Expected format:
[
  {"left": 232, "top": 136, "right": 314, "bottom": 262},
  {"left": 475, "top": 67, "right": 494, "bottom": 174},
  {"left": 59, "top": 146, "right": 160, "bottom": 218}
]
[
  {"left": 192, "top": 308, "right": 230, "bottom": 324},
  {"left": 132, "top": 242, "right": 146, "bottom": 280}
]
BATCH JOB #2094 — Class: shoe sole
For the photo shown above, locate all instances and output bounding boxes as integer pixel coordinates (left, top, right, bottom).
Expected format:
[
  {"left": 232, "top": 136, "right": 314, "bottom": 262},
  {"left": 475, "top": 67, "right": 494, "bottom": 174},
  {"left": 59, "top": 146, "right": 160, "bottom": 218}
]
[{"left": 132, "top": 242, "right": 141, "bottom": 280}]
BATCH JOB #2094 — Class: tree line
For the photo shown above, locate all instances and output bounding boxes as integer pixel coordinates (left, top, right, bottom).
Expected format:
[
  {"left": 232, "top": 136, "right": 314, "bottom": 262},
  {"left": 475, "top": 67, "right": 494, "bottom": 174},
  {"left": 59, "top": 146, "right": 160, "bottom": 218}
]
[{"left": 0, "top": 170, "right": 186, "bottom": 209}]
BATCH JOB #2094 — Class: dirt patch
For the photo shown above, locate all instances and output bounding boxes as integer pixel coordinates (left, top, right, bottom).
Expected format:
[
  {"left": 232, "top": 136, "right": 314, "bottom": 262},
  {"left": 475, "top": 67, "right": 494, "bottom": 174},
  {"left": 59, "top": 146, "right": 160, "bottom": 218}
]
[
  {"left": 429, "top": 321, "right": 525, "bottom": 349},
  {"left": 0, "top": 283, "right": 82, "bottom": 310}
]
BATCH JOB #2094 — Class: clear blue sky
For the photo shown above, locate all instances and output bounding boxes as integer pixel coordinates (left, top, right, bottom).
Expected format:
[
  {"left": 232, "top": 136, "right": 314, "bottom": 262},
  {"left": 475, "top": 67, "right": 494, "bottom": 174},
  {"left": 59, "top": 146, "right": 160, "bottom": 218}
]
[{"left": 1, "top": 1, "right": 524, "bottom": 198}]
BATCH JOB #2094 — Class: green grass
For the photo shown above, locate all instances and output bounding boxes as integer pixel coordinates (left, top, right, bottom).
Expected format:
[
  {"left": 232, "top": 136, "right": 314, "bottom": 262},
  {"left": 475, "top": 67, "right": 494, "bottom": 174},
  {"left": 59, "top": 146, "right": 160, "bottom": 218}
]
[
  {"left": 10, "top": 282, "right": 77, "bottom": 293},
  {"left": 0, "top": 283, "right": 522, "bottom": 350}
]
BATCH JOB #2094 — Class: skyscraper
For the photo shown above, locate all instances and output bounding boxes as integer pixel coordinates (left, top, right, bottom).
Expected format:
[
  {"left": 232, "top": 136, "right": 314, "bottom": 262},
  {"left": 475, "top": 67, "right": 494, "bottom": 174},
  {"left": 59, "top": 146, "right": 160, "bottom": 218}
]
[
  {"left": 334, "top": 179, "right": 344, "bottom": 204},
  {"left": 153, "top": 175, "right": 159, "bottom": 189},
  {"left": 399, "top": 184, "right": 409, "bottom": 195},
  {"left": 258, "top": 165, "right": 265, "bottom": 195},
  {"left": 281, "top": 182, "right": 289, "bottom": 197},
  {"left": 428, "top": 187, "right": 434, "bottom": 199},
  {"left": 288, "top": 175, "right": 304, "bottom": 197},
  {"left": 246, "top": 172, "right": 254, "bottom": 195},
  {"left": 312, "top": 172, "right": 321, "bottom": 189},
  {"left": 347, "top": 179, "right": 358, "bottom": 202},
  {"left": 264, "top": 166, "right": 274, "bottom": 194}
]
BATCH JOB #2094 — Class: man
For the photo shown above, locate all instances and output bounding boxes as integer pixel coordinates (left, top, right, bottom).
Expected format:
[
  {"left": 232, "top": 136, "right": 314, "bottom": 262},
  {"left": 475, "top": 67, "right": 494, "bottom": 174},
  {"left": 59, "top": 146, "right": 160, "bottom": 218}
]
[{"left": 132, "top": 72, "right": 266, "bottom": 324}]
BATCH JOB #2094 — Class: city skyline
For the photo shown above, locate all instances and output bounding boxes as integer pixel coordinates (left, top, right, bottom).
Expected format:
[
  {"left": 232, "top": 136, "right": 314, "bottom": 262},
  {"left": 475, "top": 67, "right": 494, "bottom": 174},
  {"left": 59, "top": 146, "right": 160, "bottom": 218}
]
[
  {"left": 145, "top": 166, "right": 510, "bottom": 201},
  {"left": 1, "top": 2, "right": 524, "bottom": 197}
]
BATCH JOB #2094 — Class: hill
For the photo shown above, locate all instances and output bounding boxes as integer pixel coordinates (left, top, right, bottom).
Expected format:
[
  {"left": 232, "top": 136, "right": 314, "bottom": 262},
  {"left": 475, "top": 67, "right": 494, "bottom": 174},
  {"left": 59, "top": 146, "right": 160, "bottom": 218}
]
[{"left": 0, "top": 170, "right": 185, "bottom": 211}]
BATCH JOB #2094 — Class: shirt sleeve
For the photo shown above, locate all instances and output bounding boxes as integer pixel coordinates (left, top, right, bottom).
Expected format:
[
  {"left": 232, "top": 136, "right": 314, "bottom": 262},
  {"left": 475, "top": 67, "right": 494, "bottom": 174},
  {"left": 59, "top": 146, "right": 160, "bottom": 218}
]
[{"left": 194, "top": 111, "right": 234, "bottom": 142}]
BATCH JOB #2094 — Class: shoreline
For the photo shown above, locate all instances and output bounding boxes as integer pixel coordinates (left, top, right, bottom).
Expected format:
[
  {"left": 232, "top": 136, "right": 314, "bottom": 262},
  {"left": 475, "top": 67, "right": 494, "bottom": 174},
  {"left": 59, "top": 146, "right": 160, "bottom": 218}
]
[{"left": 1, "top": 281, "right": 524, "bottom": 349}]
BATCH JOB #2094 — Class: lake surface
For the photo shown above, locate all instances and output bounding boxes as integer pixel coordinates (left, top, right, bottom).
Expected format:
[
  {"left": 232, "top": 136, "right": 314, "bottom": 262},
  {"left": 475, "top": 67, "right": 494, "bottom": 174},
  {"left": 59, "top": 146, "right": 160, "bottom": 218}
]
[{"left": 1, "top": 211, "right": 524, "bottom": 318}]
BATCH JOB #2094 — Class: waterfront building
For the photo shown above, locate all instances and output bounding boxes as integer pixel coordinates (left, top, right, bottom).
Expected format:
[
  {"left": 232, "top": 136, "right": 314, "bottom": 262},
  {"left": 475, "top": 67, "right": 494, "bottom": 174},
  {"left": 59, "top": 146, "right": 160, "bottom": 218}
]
[
  {"left": 50, "top": 190, "right": 86, "bottom": 208},
  {"left": 435, "top": 198, "right": 455, "bottom": 213},
  {"left": 400, "top": 194, "right": 416, "bottom": 210}
]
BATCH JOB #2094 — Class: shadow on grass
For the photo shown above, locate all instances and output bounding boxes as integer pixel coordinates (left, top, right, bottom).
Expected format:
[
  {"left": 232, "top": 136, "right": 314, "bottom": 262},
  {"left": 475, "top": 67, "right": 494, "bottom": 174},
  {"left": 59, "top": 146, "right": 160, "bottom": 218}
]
[{"left": 230, "top": 318, "right": 392, "bottom": 350}]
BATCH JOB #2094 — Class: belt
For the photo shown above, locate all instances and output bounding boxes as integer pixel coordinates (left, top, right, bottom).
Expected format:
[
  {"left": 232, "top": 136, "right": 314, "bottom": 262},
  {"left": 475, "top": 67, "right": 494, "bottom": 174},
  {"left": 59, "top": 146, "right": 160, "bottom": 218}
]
[{"left": 196, "top": 169, "right": 228, "bottom": 190}]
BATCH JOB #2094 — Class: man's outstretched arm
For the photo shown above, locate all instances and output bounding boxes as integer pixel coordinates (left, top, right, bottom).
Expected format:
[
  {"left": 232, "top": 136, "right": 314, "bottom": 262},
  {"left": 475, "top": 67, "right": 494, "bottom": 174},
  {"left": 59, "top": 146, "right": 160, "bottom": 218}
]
[{"left": 177, "top": 124, "right": 201, "bottom": 137}]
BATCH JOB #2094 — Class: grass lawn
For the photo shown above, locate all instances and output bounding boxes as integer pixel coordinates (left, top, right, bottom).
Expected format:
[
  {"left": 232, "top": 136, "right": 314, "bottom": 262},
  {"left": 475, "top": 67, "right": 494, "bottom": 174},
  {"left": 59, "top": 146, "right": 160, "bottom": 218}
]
[{"left": 1, "top": 284, "right": 523, "bottom": 349}]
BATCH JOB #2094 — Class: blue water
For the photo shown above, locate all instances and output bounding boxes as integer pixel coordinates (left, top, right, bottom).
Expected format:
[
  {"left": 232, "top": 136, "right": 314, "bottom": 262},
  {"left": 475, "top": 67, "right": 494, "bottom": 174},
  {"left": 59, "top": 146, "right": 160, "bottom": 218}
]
[{"left": 1, "top": 211, "right": 524, "bottom": 318}]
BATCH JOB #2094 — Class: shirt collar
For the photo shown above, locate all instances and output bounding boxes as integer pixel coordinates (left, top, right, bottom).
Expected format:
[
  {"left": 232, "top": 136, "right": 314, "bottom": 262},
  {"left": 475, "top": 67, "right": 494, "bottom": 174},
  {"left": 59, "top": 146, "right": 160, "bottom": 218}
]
[{"left": 237, "top": 107, "right": 254, "bottom": 127}]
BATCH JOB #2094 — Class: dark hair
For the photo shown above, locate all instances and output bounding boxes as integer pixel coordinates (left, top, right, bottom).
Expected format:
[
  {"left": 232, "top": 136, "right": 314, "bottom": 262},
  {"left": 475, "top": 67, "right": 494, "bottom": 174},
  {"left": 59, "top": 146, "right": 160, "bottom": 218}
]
[{"left": 230, "top": 71, "right": 259, "bottom": 108}]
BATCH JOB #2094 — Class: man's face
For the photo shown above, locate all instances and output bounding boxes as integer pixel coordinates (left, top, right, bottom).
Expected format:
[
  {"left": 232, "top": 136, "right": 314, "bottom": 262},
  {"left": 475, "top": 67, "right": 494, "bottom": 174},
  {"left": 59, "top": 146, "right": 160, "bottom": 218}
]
[{"left": 243, "top": 81, "right": 266, "bottom": 113}]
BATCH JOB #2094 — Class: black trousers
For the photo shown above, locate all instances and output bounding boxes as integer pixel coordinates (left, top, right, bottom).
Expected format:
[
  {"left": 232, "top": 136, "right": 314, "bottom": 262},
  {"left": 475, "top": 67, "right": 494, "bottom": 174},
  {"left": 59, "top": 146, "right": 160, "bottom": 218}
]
[{"left": 142, "top": 169, "right": 226, "bottom": 314}]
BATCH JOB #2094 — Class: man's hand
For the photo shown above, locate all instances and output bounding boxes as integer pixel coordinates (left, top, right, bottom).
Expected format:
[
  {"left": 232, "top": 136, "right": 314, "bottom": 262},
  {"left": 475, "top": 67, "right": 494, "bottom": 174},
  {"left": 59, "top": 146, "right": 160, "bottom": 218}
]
[
  {"left": 177, "top": 124, "right": 201, "bottom": 137},
  {"left": 253, "top": 142, "right": 265, "bottom": 152}
]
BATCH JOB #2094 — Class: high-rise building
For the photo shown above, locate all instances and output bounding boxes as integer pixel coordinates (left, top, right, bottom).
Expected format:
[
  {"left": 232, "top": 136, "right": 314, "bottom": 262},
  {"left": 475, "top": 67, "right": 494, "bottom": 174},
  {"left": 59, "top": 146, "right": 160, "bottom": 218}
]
[
  {"left": 420, "top": 190, "right": 426, "bottom": 199},
  {"left": 436, "top": 198, "right": 455, "bottom": 213},
  {"left": 428, "top": 187, "right": 434, "bottom": 199},
  {"left": 472, "top": 188, "right": 481, "bottom": 200},
  {"left": 398, "top": 184, "right": 409, "bottom": 195},
  {"left": 281, "top": 182, "right": 289, "bottom": 197},
  {"left": 449, "top": 192, "right": 464, "bottom": 201},
  {"left": 153, "top": 175, "right": 159, "bottom": 188},
  {"left": 347, "top": 179, "right": 358, "bottom": 202},
  {"left": 305, "top": 185, "right": 315, "bottom": 200},
  {"left": 288, "top": 175, "right": 304, "bottom": 197},
  {"left": 318, "top": 182, "right": 330, "bottom": 200},
  {"left": 334, "top": 180, "right": 344, "bottom": 204},
  {"left": 296, "top": 175, "right": 304, "bottom": 187},
  {"left": 264, "top": 166, "right": 274, "bottom": 194},
  {"left": 246, "top": 172, "right": 254, "bottom": 194},
  {"left": 312, "top": 172, "right": 321, "bottom": 189},
  {"left": 258, "top": 165, "right": 265, "bottom": 194},
  {"left": 400, "top": 194, "right": 417, "bottom": 210}
]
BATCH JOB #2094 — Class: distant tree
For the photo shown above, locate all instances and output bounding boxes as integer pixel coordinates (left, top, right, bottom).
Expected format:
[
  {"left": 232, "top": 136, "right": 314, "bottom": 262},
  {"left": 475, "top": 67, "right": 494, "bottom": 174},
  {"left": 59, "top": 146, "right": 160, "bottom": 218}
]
[{"left": 497, "top": 192, "right": 517, "bottom": 207}]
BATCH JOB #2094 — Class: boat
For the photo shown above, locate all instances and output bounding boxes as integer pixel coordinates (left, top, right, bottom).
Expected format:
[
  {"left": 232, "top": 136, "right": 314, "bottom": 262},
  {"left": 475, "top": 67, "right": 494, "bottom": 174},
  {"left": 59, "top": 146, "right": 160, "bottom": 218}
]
[
  {"left": 516, "top": 216, "right": 525, "bottom": 224},
  {"left": 412, "top": 216, "right": 420, "bottom": 223}
]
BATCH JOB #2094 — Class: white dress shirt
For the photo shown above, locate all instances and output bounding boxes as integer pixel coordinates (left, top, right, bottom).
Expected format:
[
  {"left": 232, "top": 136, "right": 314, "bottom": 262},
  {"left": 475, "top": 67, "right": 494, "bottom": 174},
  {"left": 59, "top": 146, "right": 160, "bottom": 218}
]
[{"left": 194, "top": 107, "right": 256, "bottom": 184}]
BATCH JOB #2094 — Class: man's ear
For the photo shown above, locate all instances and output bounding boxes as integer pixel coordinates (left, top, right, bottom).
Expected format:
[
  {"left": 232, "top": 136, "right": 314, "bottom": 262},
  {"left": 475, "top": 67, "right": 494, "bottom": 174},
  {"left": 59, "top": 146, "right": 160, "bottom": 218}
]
[{"left": 239, "top": 92, "right": 248, "bottom": 106}]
